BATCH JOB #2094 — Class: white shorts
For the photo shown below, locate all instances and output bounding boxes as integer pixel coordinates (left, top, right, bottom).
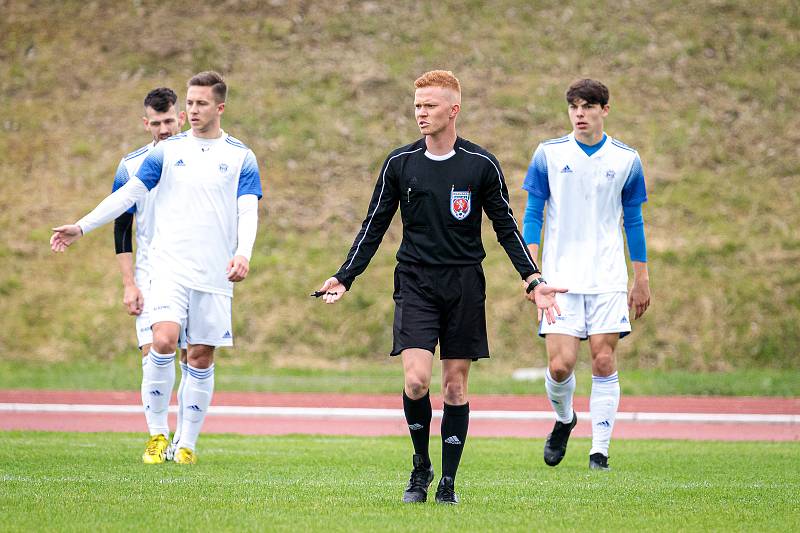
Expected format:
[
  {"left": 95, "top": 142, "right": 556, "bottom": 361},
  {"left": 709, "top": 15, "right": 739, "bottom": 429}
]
[
  {"left": 148, "top": 278, "right": 233, "bottom": 347},
  {"left": 135, "top": 287, "right": 188, "bottom": 349},
  {"left": 539, "top": 292, "right": 631, "bottom": 340}
]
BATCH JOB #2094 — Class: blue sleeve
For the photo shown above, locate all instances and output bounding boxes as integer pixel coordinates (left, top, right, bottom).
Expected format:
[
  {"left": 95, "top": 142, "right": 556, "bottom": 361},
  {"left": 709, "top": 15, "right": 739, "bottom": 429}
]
[
  {"left": 237, "top": 151, "right": 262, "bottom": 199},
  {"left": 135, "top": 145, "right": 164, "bottom": 191},
  {"left": 623, "top": 204, "right": 647, "bottom": 262},
  {"left": 522, "top": 193, "right": 546, "bottom": 245},
  {"left": 521, "top": 146, "right": 550, "bottom": 200},
  {"left": 112, "top": 160, "right": 135, "bottom": 215},
  {"left": 621, "top": 154, "right": 648, "bottom": 207}
]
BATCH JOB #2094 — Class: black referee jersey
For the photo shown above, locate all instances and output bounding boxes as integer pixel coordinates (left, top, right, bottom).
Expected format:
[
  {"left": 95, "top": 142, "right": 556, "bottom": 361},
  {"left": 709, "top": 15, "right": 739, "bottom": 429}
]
[{"left": 334, "top": 137, "right": 539, "bottom": 289}]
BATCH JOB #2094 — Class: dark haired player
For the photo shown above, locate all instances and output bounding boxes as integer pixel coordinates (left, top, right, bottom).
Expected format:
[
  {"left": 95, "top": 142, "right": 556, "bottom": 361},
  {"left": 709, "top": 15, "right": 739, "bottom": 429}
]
[
  {"left": 317, "top": 70, "right": 566, "bottom": 504},
  {"left": 111, "top": 87, "right": 190, "bottom": 464},
  {"left": 51, "top": 72, "right": 262, "bottom": 465},
  {"left": 522, "top": 79, "right": 651, "bottom": 471}
]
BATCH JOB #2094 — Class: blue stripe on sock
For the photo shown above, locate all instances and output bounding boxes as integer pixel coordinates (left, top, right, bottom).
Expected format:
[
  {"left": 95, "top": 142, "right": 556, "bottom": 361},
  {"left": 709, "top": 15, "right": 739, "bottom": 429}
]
[
  {"left": 187, "top": 364, "right": 214, "bottom": 380},
  {"left": 149, "top": 353, "right": 175, "bottom": 367},
  {"left": 592, "top": 373, "right": 619, "bottom": 383}
]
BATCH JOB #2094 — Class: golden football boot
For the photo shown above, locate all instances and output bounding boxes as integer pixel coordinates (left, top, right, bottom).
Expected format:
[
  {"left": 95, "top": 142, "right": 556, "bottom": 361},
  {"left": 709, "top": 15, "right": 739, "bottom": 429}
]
[
  {"left": 173, "top": 447, "right": 197, "bottom": 465},
  {"left": 142, "top": 434, "right": 169, "bottom": 464}
]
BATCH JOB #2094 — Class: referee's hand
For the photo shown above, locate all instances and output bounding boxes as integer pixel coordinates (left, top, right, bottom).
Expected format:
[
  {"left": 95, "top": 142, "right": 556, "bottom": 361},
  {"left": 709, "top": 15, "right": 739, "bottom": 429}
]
[
  {"left": 316, "top": 277, "right": 347, "bottom": 304},
  {"left": 522, "top": 278, "right": 568, "bottom": 325}
]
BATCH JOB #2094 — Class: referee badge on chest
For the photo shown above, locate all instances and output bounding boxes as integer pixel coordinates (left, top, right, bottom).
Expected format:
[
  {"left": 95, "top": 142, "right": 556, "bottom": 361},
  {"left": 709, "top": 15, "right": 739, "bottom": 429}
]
[{"left": 450, "top": 186, "right": 472, "bottom": 220}]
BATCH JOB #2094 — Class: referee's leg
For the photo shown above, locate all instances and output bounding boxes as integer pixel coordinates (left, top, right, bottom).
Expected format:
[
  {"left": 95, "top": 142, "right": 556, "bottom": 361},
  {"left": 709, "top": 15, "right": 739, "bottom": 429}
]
[
  {"left": 401, "top": 349, "right": 435, "bottom": 463},
  {"left": 400, "top": 349, "right": 435, "bottom": 503},
  {"left": 437, "top": 359, "right": 471, "bottom": 503}
]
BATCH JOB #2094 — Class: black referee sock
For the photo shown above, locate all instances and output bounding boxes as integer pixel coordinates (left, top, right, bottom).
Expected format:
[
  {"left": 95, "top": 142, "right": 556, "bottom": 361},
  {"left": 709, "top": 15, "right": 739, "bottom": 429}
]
[
  {"left": 441, "top": 402, "right": 470, "bottom": 479},
  {"left": 402, "top": 390, "right": 432, "bottom": 466}
]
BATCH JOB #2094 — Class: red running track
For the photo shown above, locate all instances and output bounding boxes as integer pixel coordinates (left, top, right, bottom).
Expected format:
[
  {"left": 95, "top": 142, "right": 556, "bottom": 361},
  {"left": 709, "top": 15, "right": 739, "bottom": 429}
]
[{"left": 2, "top": 390, "right": 799, "bottom": 441}]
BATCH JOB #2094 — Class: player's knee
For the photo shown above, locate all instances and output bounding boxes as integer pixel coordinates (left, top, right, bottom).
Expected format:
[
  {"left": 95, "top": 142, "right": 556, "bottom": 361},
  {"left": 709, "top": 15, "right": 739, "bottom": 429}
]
[
  {"left": 187, "top": 352, "right": 213, "bottom": 369},
  {"left": 151, "top": 336, "right": 177, "bottom": 355},
  {"left": 549, "top": 363, "right": 573, "bottom": 382},
  {"left": 592, "top": 351, "right": 616, "bottom": 376}
]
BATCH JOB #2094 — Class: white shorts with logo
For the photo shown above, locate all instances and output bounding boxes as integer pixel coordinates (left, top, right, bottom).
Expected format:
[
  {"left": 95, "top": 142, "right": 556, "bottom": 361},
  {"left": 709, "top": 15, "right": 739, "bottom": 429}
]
[
  {"left": 148, "top": 278, "right": 234, "bottom": 347},
  {"left": 538, "top": 292, "right": 631, "bottom": 340},
  {"left": 136, "top": 285, "right": 188, "bottom": 348}
]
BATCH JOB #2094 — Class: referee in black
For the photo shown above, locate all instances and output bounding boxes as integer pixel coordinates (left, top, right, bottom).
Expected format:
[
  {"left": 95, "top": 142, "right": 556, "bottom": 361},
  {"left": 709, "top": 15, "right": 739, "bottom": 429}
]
[{"left": 317, "top": 70, "right": 567, "bottom": 505}]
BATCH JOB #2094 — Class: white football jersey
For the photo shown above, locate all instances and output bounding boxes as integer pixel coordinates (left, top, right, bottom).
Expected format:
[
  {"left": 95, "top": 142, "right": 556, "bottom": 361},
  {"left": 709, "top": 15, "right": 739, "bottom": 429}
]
[
  {"left": 112, "top": 141, "right": 157, "bottom": 289},
  {"left": 522, "top": 133, "right": 647, "bottom": 293},
  {"left": 135, "top": 130, "right": 262, "bottom": 297}
]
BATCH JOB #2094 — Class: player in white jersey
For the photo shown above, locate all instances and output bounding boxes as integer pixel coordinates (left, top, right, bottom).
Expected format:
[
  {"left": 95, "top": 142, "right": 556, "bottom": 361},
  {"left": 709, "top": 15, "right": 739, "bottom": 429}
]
[
  {"left": 51, "top": 72, "right": 262, "bottom": 465},
  {"left": 111, "top": 87, "right": 192, "bottom": 464},
  {"left": 522, "top": 79, "right": 651, "bottom": 471}
]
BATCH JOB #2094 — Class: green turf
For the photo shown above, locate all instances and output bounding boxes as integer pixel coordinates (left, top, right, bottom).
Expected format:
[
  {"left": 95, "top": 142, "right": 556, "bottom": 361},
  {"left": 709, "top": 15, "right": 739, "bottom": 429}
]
[
  {"left": 0, "top": 432, "right": 797, "bottom": 532},
  {"left": 2, "top": 358, "right": 799, "bottom": 397}
]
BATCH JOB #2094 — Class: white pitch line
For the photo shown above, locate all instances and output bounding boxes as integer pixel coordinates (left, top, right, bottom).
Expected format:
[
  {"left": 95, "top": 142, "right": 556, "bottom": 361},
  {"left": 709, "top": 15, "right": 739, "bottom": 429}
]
[{"left": 1, "top": 403, "right": 798, "bottom": 424}]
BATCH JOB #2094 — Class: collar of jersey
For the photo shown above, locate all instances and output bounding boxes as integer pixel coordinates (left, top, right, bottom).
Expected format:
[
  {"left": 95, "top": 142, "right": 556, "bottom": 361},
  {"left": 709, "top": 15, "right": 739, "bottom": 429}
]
[
  {"left": 424, "top": 149, "right": 456, "bottom": 161},
  {"left": 570, "top": 132, "right": 609, "bottom": 158},
  {"left": 189, "top": 128, "right": 226, "bottom": 145}
]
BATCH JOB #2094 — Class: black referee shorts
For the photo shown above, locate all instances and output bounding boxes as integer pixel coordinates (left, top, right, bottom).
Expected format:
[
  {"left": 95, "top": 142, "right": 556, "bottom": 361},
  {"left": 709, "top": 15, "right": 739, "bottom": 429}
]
[{"left": 390, "top": 262, "right": 489, "bottom": 360}]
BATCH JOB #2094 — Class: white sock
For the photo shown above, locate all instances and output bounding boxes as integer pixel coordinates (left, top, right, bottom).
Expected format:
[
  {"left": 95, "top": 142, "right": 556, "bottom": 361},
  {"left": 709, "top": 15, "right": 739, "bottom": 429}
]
[
  {"left": 590, "top": 372, "right": 620, "bottom": 457},
  {"left": 545, "top": 368, "right": 576, "bottom": 423},
  {"left": 172, "top": 361, "right": 189, "bottom": 446},
  {"left": 141, "top": 349, "right": 176, "bottom": 437},
  {"left": 178, "top": 363, "right": 215, "bottom": 451}
]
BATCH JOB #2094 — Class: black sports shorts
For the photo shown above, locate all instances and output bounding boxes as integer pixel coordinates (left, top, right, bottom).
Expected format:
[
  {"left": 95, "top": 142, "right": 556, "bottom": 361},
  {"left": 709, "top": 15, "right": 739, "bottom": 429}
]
[{"left": 390, "top": 262, "right": 489, "bottom": 360}]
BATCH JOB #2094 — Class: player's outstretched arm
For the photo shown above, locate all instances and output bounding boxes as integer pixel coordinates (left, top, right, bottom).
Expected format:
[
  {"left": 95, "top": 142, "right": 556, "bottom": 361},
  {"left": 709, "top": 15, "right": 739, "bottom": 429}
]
[
  {"left": 315, "top": 277, "right": 347, "bottom": 304},
  {"left": 51, "top": 178, "right": 149, "bottom": 253},
  {"left": 50, "top": 225, "right": 83, "bottom": 252}
]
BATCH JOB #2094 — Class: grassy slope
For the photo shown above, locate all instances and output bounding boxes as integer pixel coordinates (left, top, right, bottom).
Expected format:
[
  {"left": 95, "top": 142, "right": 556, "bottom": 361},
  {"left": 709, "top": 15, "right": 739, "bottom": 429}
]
[
  {"left": 1, "top": 1, "right": 799, "bottom": 379},
  {"left": 1, "top": 432, "right": 798, "bottom": 532}
]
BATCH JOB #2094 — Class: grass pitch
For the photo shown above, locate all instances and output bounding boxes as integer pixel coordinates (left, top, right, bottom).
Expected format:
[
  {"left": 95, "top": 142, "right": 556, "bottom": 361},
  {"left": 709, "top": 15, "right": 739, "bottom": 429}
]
[{"left": 1, "top": 432, "right": 797, "bottom": 532}]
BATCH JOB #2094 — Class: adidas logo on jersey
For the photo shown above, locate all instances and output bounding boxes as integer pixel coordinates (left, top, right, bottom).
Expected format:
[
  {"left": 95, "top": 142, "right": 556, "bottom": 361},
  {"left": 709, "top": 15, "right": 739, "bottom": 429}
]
[
  {"left": 621, "top": 316, "right": 629, "bottom": 324},
  {"left": 560, "top": 165, "right": 573, "bottom": 173},
  {"left": 149, "top": 390, "right": 163, "bottom": 397},
  {"left": 175, "top": 159, "right": 186, "bottom": 167},
  {"left": 444, "top": 435, "right": 462, "bottom": 445},
  {"left": 597, "top": 420, "right": 611, "bottom": 428},
  {"left": 222, "top": 331, "right": 232, "bottom": 339},
  {"left": 187, "top": 405, "right": 202, "bottom": 412},
  {"left": 408, "top": 423, "right": 424, "bottom": 431}
]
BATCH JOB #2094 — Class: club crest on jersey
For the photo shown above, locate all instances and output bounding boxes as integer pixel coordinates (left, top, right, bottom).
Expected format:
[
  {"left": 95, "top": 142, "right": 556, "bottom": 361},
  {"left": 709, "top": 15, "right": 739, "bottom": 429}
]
[
  {"left": 450, "top": 188, "right": 471, "bottom": 220},
  {"left": 606, "top": 169, "right": 616, "bottom": 180},
  {"left": 219, "top": 163, "right": 228, "bottom": 173}
]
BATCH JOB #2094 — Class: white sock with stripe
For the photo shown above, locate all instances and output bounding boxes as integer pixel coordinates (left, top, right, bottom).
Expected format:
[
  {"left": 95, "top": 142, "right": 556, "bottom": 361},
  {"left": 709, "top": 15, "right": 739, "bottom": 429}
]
[
  {"left": 590, "top": 372, "right": 620, "bottom": 457},
  {"left": 172, "top": 360, "right": 189, "bottom": 447},
  {"left": 545, "top": 369, "right": 576, "bottom": 423},
  {"left": 141, "top": 349, "right": 176, "bottom": 437},
  {"left": 178, "top": 364, "right": 215, "bottom": 451}
]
